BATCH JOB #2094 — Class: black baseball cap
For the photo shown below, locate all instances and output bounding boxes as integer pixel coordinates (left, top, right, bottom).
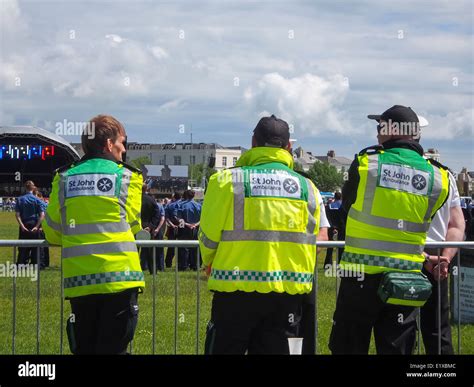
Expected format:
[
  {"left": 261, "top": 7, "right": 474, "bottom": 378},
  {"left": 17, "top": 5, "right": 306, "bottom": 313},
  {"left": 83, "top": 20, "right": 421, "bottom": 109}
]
[
  {"left": 367, "top": 105, "right": 419, "bottom": 125},
  {"left": 253, "top": 114, "right": 290, "bottom": 148}
]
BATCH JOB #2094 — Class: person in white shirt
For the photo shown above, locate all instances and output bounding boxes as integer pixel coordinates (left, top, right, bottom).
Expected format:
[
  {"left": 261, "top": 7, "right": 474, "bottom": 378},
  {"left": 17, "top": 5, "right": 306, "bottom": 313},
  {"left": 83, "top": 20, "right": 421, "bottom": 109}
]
[
  {"left": 301, "top": 189, "right": 330, "bottom": 354},
  {"left": 421, "top": 167, "right": 465, "bottom": 354}
]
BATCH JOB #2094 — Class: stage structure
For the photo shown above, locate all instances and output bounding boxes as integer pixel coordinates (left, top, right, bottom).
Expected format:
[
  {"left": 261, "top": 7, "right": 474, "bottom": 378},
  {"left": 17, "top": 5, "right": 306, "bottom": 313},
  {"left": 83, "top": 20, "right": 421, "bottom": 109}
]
[{"left": 0, "top": 126, "right": 80, "bottom": 197}]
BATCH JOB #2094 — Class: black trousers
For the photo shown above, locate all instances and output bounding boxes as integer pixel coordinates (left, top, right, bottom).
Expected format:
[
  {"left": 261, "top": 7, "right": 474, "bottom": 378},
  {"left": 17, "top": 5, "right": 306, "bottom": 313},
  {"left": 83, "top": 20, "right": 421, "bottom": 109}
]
[
  {"left": 69, "top": 288, "right": 139, "bottom": 355},
  {"left": 177, "top": 227, "right": 200, "bottom": 271},
  {"left": 324, "top": 228, "right": 345, "bottom": 266},
  {"left": 140, "top": 228, "right": 165, "bottom": 273},
  {"left": 300, "top": 280, "right": 317, "bottom": 354},
  {"left": 17, "top": 223, "right": 43, "bottom": 266},
  {"left": 329, "top": 275, "right": 418, "bottom": 354},
  {"left": 205, "top": 291, "right": 303, "bottom": 355},
  {"left": 165, "top": 227, "right": 177, "bottom": 268},
  {"left": 420, "top": 265, "right": 453, "bottom": 354}
]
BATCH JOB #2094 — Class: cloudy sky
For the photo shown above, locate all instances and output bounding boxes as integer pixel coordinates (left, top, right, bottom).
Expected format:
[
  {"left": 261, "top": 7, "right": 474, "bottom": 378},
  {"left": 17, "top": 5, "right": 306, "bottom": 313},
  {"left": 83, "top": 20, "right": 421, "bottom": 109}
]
[{"left": 1, "top": 0, "right": 472, "bottom": 172}]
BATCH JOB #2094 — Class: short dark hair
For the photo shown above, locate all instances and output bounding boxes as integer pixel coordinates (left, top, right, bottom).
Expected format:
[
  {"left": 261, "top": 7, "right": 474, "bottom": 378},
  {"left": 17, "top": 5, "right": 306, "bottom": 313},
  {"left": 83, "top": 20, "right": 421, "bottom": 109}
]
[
  {"left": 184, "top": 189, "right": 195, "bottom": 200},
  {"left": 334, "top": 191, "right": 342, "bottom": 201},
  {"left": 173, "top": 192, "right": 182, "bottom": 200},
  {"left": 82, "top": 115, "right": 125, "bottom": 155}
]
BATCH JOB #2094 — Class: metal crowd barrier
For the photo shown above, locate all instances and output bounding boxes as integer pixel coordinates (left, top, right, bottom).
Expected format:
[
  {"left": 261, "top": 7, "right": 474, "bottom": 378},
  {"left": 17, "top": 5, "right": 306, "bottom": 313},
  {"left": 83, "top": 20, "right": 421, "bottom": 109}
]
[{"left": 0, "top": 239, "right": 473, "bottom": 355}]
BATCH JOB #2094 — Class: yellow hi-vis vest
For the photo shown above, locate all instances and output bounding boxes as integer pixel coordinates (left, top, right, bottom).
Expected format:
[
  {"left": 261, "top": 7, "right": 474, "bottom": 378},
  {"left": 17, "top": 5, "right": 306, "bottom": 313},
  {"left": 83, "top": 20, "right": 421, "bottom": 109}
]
[
  {"left": 198, "top": 147, "right": 320, "bottom": 295},
  {"left": 43, "top": 157, "right": 145, "bottom": 298},
  {"left": 340, "top": 147, "right": 449, "bottom": 274}
]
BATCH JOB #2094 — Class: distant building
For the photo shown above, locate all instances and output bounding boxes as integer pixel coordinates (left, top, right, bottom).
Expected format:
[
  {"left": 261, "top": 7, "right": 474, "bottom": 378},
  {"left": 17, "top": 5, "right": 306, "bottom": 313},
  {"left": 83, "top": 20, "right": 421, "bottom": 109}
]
[
  {"left": 127, "top": 142, "right": 244, "bottom": 170},
  {"left": 315, "top": 150, "right": 352, "bottom": 172},
  {"left": 293, "top": 147, "right": 352, "bottom": 173},
  {"left": 424, "top": 148, "right": 441, "bottom": 163},
  {"left": 292, "top": 146, "right": 320, "bottom": 171},
  {"left": 71, "top": 142, "right": 246, "bottom": 170},
  {"left": 457, "top": 168, "right": 473, "bottom": 197},
  {"left": 143, "top": 164, "right": 188, "bottom": 196}
]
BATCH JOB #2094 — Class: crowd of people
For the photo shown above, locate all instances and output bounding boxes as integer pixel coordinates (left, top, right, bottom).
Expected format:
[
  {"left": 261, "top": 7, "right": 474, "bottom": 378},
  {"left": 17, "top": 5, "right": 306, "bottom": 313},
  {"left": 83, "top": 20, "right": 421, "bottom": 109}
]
[
  {"left": 5, "top": 109, "right": 473, "bottom": 355},
  {"left": 1, "top": 197, "right": 17, "bottom": 211},
  {"left": 139, "top": 187, "right": 201, "bottom": 273}
]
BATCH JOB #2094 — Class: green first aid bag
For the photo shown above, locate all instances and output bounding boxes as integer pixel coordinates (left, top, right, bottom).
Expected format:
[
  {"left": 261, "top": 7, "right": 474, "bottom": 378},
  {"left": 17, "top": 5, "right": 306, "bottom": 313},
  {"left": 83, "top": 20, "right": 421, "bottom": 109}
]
[{"left": 377, "top": 271, "right": 432, "bottom": 307}]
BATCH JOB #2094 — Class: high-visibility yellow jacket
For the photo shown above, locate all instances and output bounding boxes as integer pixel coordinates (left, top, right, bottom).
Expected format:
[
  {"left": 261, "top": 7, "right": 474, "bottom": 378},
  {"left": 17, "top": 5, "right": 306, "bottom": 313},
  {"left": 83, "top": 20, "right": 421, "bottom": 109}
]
[
  {"left": 199, "top": 147, "right": 320, "bottom": 295},
  {"left": 340, "top": 147, "right": 449, "bottom": 274},
  {"left": 43, "top": 156, "right": 145, "bottom": 298}
]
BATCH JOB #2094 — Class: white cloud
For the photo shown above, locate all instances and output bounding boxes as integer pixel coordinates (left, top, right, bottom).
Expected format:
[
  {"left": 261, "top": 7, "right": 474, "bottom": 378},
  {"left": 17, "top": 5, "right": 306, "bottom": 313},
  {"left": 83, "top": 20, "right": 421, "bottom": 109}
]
[
  {"left": 244, "top": 73, "right": 352, "bottom": 136},
  {"left": 158, "top": 99, "right": 187, "bottom": 112},
  {"left": 72, "top": 83, "right": 95, "bottom": 98},
  {"left": 150, "top": 46, "right": 169, "bottom": 60},
  {"left": 422, "top": 108, "right": 474, "bottom": 140},
  {"left": 0, "top": 0, "right": 27, "bottom": 42},
  {"left": 105, "top": 34, "right": 123, "bottom": 46}
]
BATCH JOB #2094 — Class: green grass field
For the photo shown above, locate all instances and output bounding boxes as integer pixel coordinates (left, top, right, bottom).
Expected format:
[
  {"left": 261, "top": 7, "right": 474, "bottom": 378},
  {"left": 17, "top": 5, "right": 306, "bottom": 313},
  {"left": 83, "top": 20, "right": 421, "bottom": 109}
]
[{"left": 0, "top": 211, "right": 472, "bottom": 354}]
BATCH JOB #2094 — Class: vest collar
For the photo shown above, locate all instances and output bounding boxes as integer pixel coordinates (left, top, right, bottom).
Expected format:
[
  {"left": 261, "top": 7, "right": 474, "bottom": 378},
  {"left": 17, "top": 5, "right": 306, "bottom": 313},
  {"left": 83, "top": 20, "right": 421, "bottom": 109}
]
[
  {"left": 235, "top": 147, "right": 294, "bottom": 169},
  {"left": 81, "top": 152, "right": 118, "bottom": 163},
  {"left": 381, "top": 139, "right": 424, "bottom": 156}
]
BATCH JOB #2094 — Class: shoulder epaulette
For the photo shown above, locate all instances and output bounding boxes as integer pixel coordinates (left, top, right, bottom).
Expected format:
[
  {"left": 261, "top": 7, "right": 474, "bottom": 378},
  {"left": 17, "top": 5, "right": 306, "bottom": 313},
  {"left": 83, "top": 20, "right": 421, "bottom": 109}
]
[
  {"left": 54, "top": 161, "right": 77, "bottom": 174},
  {"left": 121, "top": 161, "right": 143, "bottom": 174},
  {"left": 427, "top": 158, "right": 449, "bottom": 171},
  {"left": 358, "top": 145, "right": 383, "bottom": 156}
]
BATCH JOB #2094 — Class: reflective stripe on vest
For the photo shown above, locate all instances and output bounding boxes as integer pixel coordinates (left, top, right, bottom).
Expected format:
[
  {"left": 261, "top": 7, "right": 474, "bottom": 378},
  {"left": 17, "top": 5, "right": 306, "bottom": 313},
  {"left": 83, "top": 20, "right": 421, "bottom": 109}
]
[
  {"left": 199, "top": 229, "right": 219, "bottom": 249},
  {"left": 305, "top": 177, "right": 317, "bottom": 234},
  {"left": 343, "top": 252, "right": 422, "bottom": 271},
  {"left": 64, "top": 270, "right": 144, "bottom": 288},
  {"left": 345, "top": 236, "right": 424, "bottom": 255},
  {"left": 211, "top": 269, "right": 313, "bottom": 283},
  {"left": 45, "top": 212, "right": 61, "bottom": 233},
  {"left": 348, "top": 208, "right": 430, "bottom": 233},
  {"left": 59, "top": 172, "right": 68, "bottom": 231},
  {"left": 232, "top": 169, "right": 245, "bottom": 230},
  {"left": 424, "top": 165, "right": 443, "bottom": 221},
  {"left": 64, "top": 221, "right": 130, "bottom": 235},
  {"left": 362, "top": 154, "right": 379, "bottom": 212},
  {"left": 221, "top": 229, "right": 316, "bottom": 245},
  {"left": 62, "top": 241, "right": 137, "bottom": 259},
  {"left": 119, "top": 168, "right": 133, "bottom": 221}
]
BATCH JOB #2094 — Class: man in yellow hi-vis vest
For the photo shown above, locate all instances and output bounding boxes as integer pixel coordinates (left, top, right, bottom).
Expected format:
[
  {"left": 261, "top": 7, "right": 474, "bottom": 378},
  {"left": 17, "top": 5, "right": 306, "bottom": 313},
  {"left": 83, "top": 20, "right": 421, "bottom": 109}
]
[
  {"left": 43, "top": 115, "right": 145, "bottom": 354},
  {"left": 329, "top": 105, "right": 450, "bottom": 354},
  {"left": 199, "top": 115, "right": 326, "bottom": 354}
]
